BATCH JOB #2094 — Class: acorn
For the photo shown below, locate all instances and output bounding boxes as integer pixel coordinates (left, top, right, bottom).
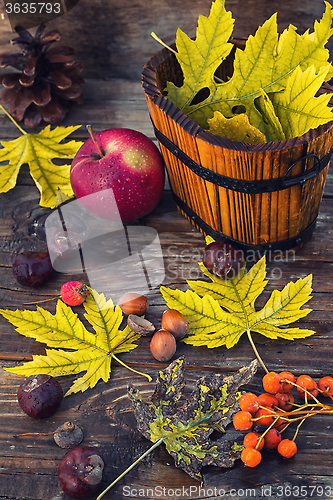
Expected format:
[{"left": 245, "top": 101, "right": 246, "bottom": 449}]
[{"left": 161, "top": 309, "right": 189, "bottom": 340}]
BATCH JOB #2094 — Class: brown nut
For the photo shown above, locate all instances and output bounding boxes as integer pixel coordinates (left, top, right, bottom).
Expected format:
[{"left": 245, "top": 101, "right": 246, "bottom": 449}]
[
  {"left": 118, "top": 292, "right": 149, "bottom": 315},
  {"left": 127, "top": 314, "right": 155, "bottom": 336},
  {"left": 161, "top": 309, "right": 189, "bottom": 340},
  {"left": 150, "top": 329, "right": 177, "bottom": 362}
]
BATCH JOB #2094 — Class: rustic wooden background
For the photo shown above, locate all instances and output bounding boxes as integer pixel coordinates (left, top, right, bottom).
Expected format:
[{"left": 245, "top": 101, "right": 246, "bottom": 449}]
[{"left": 1, "top": 0, "right": 332, "bottom": 81}]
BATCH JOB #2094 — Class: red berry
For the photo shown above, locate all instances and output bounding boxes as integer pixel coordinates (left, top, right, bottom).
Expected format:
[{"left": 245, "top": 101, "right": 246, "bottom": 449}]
[
  {"left": 262, "top": 372, "right": 283, "bottom": 393},
  {"left": 258, "top": 393, "right": 279, "bottom": 408},
  {"left": 263, "top": 428, "right": 281, "bottom": 450},
  {"left": 254, "top": 407, "right": 276, "bottom": 427},
  {"left": 233, "top": 411, "right": 253, "bottom": 431},
  {"left": 275, "top": 392, "right": 294, "bottom": 411},
  {"left": 318, "top": 376, "right": 333, "bottom": 397},
  {"left": 296, "top": 374, "right": 318, "bottom": 400},
  {"left": 241, "top": 447, "right": 262, "bottom": 467},
  {"left": 278, "top": 439, "right": 297, "bottom": 458},
  {"left": 243, "top": 432, "right": 264, "bottom": 451},
  {"left": 239, "top": 392, "right": 260, "bottom": 414},
  {"left": 60, "top": 281, "right": 90, "bottom": 306},
  {"left": 279, "top": 371, "right": 295, "bottom": 392}
]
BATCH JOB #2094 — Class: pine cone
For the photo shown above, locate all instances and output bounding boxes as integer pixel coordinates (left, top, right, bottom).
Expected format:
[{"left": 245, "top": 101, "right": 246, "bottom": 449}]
[{"left": 0, "top": 24, "right": 84, "bottom": 128}]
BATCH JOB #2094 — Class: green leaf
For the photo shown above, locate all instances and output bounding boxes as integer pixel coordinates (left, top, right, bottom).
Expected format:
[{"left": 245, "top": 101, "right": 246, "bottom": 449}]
[
  {"left": 160, "top": 0, "right": 333, "bottom": 139},
  {"left": 0, "top": 118, "right": 83, "bottom": 208},
  {"left": 128, "top": 357, "right": 257, "bottom": 480},
  {"left": 161, "top": 256, "right": 315, "bottom": 350},
  {"left": 0, "top": 289, "right": 150, "bottom": 395}
]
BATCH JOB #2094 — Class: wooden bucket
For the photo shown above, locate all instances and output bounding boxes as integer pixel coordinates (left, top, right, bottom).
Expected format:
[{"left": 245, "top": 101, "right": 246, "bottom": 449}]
[{"left": 141, "top": 41, "right": 333, "bottom": 255}]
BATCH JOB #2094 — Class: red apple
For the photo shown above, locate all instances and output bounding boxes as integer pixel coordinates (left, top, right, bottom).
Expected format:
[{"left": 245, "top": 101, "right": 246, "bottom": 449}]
[{"left": 70, "top": 127, "right": 165, "bottom": 223}]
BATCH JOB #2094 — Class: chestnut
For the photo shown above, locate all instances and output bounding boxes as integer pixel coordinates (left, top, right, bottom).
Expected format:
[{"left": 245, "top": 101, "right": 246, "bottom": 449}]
[
  {"left": 118, "top": 292, "right": 149, "bottom": 315},
  {"left": 203, "top": 241, "right": 243, "bottom": 279},
  {"left": 17, "top": 374, "right": 63, "bottom": 419},
  {"left": 150, "top": 329, "right": 177, "bottom": 362},
  {"left": 58, "top": 446, "right": 105, "bottom": 499},
  {"left": 161, "top": 309, "right": 189, "bottom": 340}
]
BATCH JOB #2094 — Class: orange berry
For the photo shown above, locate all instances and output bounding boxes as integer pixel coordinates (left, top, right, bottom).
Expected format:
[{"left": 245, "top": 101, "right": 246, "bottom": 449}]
[
  {"left": 243, "top": 432, "right": 264, "bottom": 451},
  {"left": 241, "top": 447, "right": 262, "bottom": 467},
  {"left": 318, "top": 376, "right": 333, "bottom": 397},
  {"left": 258, "top": 393, "right": 278, "bottom": 408},
  {"left": 264, "top": 428, "right": 281, "bottom": 450},
  {"left": 233, "top": 411, "right": 253, "bottom": 431},
  {"left": 254, "top": 407, "right": 276, "bottom": 427},
  {"left": 262, "top": 372, "right": 283, "bottom": 394},
  {"left": 275, "top": 392, "right": 294, "bottom": 411},
  {"left": 239, "top": 392, "right": 260, "bottom": 414},
  {"left": 278, "top": 439, "right": 297, "bottom": 458},
  {"left": 296, "top": 375, "right": 318, "bottom": 400},
  {"left": 279, "top": 371, "right": 295, "bottom": 392}
]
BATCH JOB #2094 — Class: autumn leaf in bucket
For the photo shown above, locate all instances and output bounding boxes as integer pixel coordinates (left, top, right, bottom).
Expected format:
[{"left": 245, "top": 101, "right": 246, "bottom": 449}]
[
  {"left": 96, "top": 357, "right": 257, "bottom": 499},
  {"left": 160, "top": 250, "right": 314, "bottom": 372},
  {"left": 0, "top": 104, "right": 82, "bottom": 207},
  {"left": 153, "top": 0, "right": 333, "bottom": 141},
  {"left": 0, "top": 289, "right": 152, "bottom": 395}
]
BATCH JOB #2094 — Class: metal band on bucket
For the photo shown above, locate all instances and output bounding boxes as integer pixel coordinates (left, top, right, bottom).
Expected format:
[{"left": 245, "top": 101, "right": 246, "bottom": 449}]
[{"left": 152, "top": 121, "right": 333, "bottom": 194}]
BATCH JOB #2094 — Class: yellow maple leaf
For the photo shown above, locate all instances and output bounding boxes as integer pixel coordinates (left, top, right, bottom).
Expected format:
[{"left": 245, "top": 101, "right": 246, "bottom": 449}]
[
  {"left": 0, "top": 105, "right": 83, "bottom": 208},
  {"left": 160, "top": 253, "right": 314, "bottom": 370},
  {"left": 0, "top": 289, "right": 151, "bottom": 396},
  {"left": 158, "top": 0, "right": 333, "bottom": 140}
]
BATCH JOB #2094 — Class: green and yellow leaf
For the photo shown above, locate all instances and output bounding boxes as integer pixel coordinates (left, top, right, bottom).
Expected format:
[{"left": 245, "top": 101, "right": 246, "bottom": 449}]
[
  {"left": 128, "top": 357, "right": 257, "bottom": 480},
  {"left": 267, "top": 64, "right": 333, "bottom": 139},
  {"left": 160, "top": 0, "right": 333, "bottom": 140},
  {"left": 0, "top": 289, "right": 145, "bottom": 396},
  {"left": 161, "top": 256, "right": 315, "bottom": 350},
  {"left": 0, "top": 121, "right": 83, "bottom": 208},
  {"left": 207, "top": 111, "right": 266, "bottom": 143},
  {"left": 165, "top": 0, "right": 234, "bottom": 110}
]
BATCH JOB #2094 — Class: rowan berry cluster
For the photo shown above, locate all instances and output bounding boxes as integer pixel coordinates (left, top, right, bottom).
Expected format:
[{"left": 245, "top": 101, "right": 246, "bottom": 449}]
[{"left": 232, "top": 371, "right": 333, "bottom": 467}]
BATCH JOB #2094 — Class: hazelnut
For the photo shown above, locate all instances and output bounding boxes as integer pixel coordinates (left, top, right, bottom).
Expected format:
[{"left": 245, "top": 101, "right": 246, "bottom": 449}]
[
  {"left": 150, "top": 329, "right": 177, "bottom": 362},
  {"left": 118, "top": 292, "right": 149, "bottom": 316},
  {"left": 127, "top": 314, "right": 155, "bottom": 336},
  {"left": 161, "top": 309, "right": 189, "bottom": 340}
]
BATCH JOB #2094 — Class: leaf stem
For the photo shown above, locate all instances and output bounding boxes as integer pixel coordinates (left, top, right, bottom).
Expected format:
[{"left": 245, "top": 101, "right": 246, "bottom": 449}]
[
  {"left": 112, "top": 353, "right": 152, "bottom": 382},
  {"left": 96, "top": 437, "right": 163, "bottom": 500},
  {"left": 0, "top": 104, "right": 26, "bottom": 135},
  {"left": 107, "top": 333, "right": 137, "bottom": 355},
  {"left": 151, "top": 32, "right": 177, "bottom": 55},
  {"left": 246, "top": 330, "right": 269, "bottom": 373}
]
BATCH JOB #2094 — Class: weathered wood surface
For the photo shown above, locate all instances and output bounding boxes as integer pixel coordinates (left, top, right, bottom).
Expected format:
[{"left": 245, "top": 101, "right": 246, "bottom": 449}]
[
  {"left": 1, "top": 0, "right": 333, "bottom": 498},
  {"left": 0, "top": 76, "right": 333, "bottom": 500}
]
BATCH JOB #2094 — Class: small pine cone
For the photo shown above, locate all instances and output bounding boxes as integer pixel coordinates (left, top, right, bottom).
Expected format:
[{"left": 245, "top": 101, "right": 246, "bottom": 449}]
[{"left": 0, "top": 24, "right": 84, "bottom": 128}]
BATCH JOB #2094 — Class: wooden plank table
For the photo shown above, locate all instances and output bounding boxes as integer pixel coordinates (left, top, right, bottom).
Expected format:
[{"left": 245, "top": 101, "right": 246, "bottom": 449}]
[{"left": 1, "top": 1, "right": 333, "bottom": 499}]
